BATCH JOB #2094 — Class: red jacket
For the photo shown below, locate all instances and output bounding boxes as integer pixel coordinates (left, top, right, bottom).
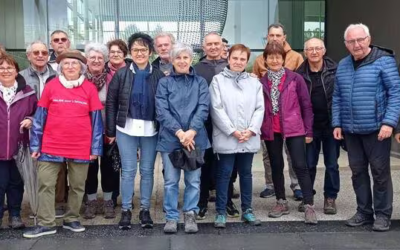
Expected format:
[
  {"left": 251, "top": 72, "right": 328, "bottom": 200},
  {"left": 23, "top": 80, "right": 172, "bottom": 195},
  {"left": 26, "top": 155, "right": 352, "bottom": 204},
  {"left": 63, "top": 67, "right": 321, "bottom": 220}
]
[
  {"left": 260, "top": 68, "right": 313, "bottom": 141},
  {"left": 0, "top": 75, "right": 37, "bottom": 160}
]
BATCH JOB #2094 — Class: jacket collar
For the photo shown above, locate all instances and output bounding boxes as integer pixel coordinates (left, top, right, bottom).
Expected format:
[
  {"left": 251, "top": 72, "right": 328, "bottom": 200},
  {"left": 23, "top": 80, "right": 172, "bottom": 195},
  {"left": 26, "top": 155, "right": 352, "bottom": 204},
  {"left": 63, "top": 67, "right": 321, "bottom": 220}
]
[
  {"left": 169, "top": 66, "right": 196, "bottom": 78},
  {"left": 27, "top": 64, "right": 56, "bottom": 76},
  {"left": 221, "top": 66, "right": 249, "bottom": 80},
  {"left": 129, "top": 62, "right": 153, "bottom": 74},
  {"left": 297, "top": 56, "right": 337, "bottom": 78}
]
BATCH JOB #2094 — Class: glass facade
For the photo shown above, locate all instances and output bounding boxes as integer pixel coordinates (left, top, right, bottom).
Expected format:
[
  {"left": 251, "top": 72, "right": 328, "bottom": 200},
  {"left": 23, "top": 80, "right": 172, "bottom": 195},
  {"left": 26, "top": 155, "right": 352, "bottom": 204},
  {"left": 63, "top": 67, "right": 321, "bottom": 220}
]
[{"left": 0, "top": 0, "right": 325, "bottom": 69}]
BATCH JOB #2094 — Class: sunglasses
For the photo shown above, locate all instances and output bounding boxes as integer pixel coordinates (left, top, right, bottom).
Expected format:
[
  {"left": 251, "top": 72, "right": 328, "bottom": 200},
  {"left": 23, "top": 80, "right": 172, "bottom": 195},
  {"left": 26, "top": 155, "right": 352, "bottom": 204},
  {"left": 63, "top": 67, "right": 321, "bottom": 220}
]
[
  {"left": 32, "top": 50, "right": 49, "bottom": 56},
  {"left": 53, "top": 38, "right": 68, "bottom": 43}
]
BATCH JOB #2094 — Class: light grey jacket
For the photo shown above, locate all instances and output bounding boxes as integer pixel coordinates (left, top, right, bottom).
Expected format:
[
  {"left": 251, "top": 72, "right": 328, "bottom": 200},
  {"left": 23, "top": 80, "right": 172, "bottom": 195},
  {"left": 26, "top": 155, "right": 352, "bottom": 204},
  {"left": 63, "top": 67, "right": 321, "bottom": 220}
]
[
  {"left": 19, "top": 64, "right": 57, "bottom": 99},
  {"left": 209, "top": 67, "right": 265, "bottom": 154}
]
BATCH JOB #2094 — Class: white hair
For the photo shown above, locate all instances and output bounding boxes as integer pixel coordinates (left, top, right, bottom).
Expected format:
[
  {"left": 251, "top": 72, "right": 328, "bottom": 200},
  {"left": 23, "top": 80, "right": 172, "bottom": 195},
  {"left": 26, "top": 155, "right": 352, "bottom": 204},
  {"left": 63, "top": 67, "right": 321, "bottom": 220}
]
[
  {"left": 170, "top": 42, "right": 193, "bottom": 61},
  {"left": 85, "top": 42, "right": 109, "bottom": 62},
  {"left": 57, "top": 59, "right": 87, "bottom": 76},
  {"left": 202, "top": 31, "right": 222, "bottom": 46},
  {"left": 303, "top": 37, "right": 325, "bottom": 50},
  {"left": 154, "top": 32, "right": 176, "bottom": 45},
  {"left": 344, "top": 23, "right": 370, "bottom": 40},
  {"left": 26, "top": 41, "right": 48, "bottom": 54}
]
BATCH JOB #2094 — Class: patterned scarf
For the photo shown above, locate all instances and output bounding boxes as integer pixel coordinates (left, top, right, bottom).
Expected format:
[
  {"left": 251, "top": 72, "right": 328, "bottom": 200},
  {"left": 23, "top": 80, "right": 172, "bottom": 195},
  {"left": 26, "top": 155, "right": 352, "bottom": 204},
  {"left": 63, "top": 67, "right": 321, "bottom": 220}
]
[
  {"left": 0, "top": 81, "right": 18, "bottom": 106},
  {"left": 85, "top": 69, "right": 108, "bottom": 91},
  {"left": 267, "top": 67, "right": 285, "bottom": 115}
]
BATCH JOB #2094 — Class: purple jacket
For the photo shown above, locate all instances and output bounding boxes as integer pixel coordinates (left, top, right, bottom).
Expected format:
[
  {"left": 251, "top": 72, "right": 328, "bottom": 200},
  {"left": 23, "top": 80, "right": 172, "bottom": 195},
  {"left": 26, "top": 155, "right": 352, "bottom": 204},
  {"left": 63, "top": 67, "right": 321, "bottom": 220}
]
[
  {"left": 0, "top": 75, "right": 37, "bottom": 160},
  {"left": 260, "top": 68, "right": 313, "bottom": 141}
]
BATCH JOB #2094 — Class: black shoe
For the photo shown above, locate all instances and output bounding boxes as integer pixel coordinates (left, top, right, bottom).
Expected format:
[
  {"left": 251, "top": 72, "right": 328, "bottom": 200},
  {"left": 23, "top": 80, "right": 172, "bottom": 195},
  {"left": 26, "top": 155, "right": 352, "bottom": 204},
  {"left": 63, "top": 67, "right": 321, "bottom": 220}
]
[
  {"left": 62, "top": 221, "right": 85, "bottom": 233},
  {"left": 23, "top": 226, "right": 57, "bottom": 238},
  {"left": 260, "top": 187, "right": 275, "bottom": 198},
  {"left": 196, "top": 207, "right": 208, "bottom": 220},
  {"left": 139, "top": 209, "right": 153, "bottom": 229},
  {"left": 372, "top": 216, "right": 391, "bottom": 232},
  {"left": 345, "top": 212, "right": 374, "bottom": 227},
  {"left": 226, "top": 201, "right": 240, "bottom": 218},
  {"left": 119, "top": 210, "right": 132, "bottom": 230},
  {"left": 298, "top": 201, "right": 305, "bottom": 212}
]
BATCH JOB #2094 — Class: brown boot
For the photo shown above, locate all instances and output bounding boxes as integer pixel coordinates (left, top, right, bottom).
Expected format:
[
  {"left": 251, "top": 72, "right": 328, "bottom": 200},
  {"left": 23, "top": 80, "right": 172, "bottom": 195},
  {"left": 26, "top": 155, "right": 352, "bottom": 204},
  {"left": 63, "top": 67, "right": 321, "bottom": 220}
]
[
  {"left": 84, "top": 200, "right": 97, "bottom": 219},
  {"left": 103, "top": 200, "right": 116, "bottom": 219},
  {"left": 324, "top": 198, "right": 337, "bottom": 215},
  {"left": 268, "top": 199, "right": 289, "bottom": 218}
]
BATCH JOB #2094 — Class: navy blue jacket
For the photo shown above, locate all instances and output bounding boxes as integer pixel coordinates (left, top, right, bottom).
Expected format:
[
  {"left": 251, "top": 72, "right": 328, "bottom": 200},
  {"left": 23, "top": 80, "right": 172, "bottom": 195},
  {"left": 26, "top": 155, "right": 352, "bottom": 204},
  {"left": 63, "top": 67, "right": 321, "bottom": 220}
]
[
  {"left": 155, "top": 67, "right": 210, "bottom": 153},
  {"left": 332, "top": 45, "right": 400, "bottom": 134}
]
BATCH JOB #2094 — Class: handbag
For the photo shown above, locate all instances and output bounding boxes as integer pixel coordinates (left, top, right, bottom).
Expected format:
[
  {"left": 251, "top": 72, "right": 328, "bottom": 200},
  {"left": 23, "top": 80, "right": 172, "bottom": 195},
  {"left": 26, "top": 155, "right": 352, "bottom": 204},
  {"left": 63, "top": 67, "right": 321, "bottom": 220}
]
[
  {"left": 106, "top": 142, "right": 121, "bottom": 172},
  {"left": 168, "top": 147, "right": 204, "bottom": 171}
]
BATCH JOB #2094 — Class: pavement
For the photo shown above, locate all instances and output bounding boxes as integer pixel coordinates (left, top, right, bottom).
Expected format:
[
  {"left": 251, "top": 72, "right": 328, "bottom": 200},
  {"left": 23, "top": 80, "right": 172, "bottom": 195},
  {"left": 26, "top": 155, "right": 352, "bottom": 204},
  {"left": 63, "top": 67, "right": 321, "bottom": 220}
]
[{"left": 2, "top": 150, "right": 400, "bottom": 249}]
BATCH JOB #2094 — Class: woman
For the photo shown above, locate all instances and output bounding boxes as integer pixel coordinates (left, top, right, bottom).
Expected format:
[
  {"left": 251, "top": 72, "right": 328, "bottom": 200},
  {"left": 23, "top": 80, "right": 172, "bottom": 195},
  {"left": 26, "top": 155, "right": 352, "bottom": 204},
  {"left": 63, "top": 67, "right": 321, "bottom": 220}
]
[
  {"left": 24, "top": 50, "right": 103, "bottom": 238},
  {"left": 106, "top": 39, "right": 130, "bottom": 76},
  {"left": 260, "top": 42, "right": 317, "bottom": 224},
  {"left": 156, "top": 42, "right": 210, "bottom": 234},
  {"left": 0, "top": 53, "right": 37, "bottom": 229},
  {"left": 209, "top": 44, "right": 264, "bottom": 228},
  {"left": 83, "top": 43, "right": 118, "bottom": 219},
  {"left": 106, "top": 33, "right": 164, "bottom": 230}
]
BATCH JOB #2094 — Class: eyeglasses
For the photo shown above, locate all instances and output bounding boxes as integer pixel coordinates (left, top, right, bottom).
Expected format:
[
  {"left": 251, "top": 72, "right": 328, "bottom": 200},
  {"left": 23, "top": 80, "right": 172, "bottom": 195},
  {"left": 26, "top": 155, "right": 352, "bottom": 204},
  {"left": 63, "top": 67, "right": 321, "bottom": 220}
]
[
  {"left": 53, "top": 38, "right": 68, "bottom": 43},
  {"left": 131, "top": 48, "right": 149, "bottom": 55},
  {"left": 88, "top": 56, "right": 104, "bottom": 62},
  {"left": 62, "top": 61, "right": 80, "bottom": 68},
  {"left": 0, "top": 67, "right": 16, "bottom": 73},
  {"left": 345, "top": 36, "right": 369, "bottom": 46},
  {"left": 305, "top": 47, "right": 325, "bottom": 52},
  {"left": 32, "top": 50, "right": 49, "bottom": 56}
]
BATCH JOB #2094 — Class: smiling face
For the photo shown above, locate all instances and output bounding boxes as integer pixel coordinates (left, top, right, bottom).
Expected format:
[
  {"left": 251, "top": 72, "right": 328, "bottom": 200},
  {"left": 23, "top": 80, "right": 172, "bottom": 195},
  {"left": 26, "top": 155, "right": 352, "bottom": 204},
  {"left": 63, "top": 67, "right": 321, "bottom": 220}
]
[
  {"left": 155, "top": 36, "right": 173, "bottom": 61},
  {"left": 130, "top": 42, "right": 151, "bottom": 68},
  {"left": 27, "top": 43, "right": 49, "bottom": 70},
  {"left": 172, "top": 51, "right": 192, "bottom": 74},
  {"left": 87, "top": 50, "right": 105, "bottom": 75},
  {"left": 203, "top": 34, "right": 222, "bottom": 60},
  {"left": 61, "top": 58, "right": 81, "bottom": 80},
  {"left": 266, "top": 53, "right": 284, "bottom": 72},
  {"left": 228, "top": 50, "right": 248, "bottom": 72},
  {"left": 304, "top": 38, "right": 326, "bottom": 64},
  {"left": 345, "top": 26, "right": 371, "bottom": 60},
  {"left": 0, "top": 61, "right": 18, "bottom": 86}
]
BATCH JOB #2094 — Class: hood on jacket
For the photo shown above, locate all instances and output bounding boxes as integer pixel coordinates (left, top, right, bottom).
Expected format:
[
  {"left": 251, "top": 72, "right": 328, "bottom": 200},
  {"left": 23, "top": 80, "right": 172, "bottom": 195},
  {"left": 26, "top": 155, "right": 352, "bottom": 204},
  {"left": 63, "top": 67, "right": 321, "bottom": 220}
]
[
  {"left": 296, "top": 56, "right": 337, "bottom": 77},
  {"left": 221, "top": 66, "right": 249, "bottom": 81},
  {"left": 356, "top": 45, "right": 395, "bottom": 67},
  {"left": 15, "top": 74, "right": 30, "bottom": 93}
]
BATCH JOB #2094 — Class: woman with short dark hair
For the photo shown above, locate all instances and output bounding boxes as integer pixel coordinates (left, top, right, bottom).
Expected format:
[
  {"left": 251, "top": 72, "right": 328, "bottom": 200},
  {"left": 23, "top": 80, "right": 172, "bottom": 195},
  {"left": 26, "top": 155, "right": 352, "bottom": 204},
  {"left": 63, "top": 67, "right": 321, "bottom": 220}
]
[
  {"left": 260, "top": 42, "right": 316, "bottom": 224},
  {"left": 106, "top": 32, "right": 165, "bottom": 230},
  {"left": 106, "top": 39, "right": 130, "bottom": 76}
]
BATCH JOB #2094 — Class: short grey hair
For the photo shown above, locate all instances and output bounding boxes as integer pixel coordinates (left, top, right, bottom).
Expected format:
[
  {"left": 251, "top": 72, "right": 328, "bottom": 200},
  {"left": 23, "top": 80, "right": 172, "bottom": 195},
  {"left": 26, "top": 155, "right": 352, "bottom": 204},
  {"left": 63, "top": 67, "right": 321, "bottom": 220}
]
[
  {"left": 202, "top": 31, "right": 222, "bottom": 45},
  {"left": 26, "top": 41, "right": 48, "bottom": 54},
  {"left": 170, "top": 42, "right": 193, "bottom": 61},
  {"left": 344, "top": 23, "right": 370, "bottom": 40},
  {"left": 303, "top": 37, "right": 325, "bottom": 50},
  {"left": 268, "top": 23, "right": 286, "bottom": 35},
  {"left": 57, "top": 59, "right": 87, "bottom": 76},
  {"left": 154, "top": 32, "right": 176, "bottom": 45},
  {"left": 85, "top": 42, "right": 109, "bottom": 62}
]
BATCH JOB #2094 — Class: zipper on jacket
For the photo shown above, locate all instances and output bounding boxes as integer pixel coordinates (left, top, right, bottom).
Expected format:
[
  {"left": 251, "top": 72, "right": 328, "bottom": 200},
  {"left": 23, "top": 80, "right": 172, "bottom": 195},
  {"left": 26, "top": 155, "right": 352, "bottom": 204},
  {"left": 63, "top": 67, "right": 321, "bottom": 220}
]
[
  {"left": 7, "top": 106, "right": 11, "bottom": 158},
  {"left": 320, "top": 71, "right": 331, "bottom": 121},
  {"left": 350, "top": 73, "right": 355, "bottom": 133}
]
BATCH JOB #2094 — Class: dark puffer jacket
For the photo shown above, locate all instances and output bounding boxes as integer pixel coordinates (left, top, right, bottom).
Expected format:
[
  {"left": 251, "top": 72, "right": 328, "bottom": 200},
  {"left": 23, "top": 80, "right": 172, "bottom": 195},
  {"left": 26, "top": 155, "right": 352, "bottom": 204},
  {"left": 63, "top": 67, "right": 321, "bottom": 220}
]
[{"left": 105, "top": 62, "right": 165, "bottom": 137}]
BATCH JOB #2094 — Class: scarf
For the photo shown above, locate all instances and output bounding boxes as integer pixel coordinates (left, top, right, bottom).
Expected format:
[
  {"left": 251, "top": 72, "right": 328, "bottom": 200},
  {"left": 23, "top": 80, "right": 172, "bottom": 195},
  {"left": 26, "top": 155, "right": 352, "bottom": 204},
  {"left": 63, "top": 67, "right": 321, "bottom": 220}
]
[
  {"left": 0, "top": 81, "right": 18, "bottom": 106},
  {"left": 267, "top": 67, "right": 285, "bottom": 115},
  {"left": 59, "top": 75, "right": 85, "bottom": 89},
  {"left": 129, "top": 63, "right": 152, "bottom": 120},
  {"left": 85, "top": 69, "right": 108, "bottom": 91},
  {"left": 108, "top": 61, "right": 126, "bottom": 76}
]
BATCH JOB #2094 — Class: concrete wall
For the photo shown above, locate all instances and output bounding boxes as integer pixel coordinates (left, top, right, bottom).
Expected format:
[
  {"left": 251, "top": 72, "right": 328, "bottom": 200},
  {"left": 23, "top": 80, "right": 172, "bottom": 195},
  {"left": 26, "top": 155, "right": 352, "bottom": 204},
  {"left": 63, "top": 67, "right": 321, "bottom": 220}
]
[{"left": 326, "top": 0, "right": 400, "bottom": 64}]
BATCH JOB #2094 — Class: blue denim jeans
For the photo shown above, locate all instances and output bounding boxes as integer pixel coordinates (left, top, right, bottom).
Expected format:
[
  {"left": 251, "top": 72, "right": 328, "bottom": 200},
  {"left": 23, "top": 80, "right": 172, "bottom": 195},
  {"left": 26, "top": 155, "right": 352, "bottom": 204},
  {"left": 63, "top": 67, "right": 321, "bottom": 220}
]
[
  {"left": 306, "top": 128, "right": 340, "bottom": 199},
  {"left": 215, "top": 153, "right": 254, "bottom": 215},
  {"left": 161, "top": 152, "right": 201, "bottom": 221},
  {"left": 116, "top": 130, "right": 158, "bottom": 210}
]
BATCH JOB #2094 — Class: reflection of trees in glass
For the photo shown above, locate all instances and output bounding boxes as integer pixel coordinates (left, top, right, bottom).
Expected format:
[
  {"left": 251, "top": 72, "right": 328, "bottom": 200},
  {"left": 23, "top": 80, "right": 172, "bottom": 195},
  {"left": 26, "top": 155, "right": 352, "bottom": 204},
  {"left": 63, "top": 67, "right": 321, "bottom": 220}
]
[
  {"left": 121, "top": 24, "right": 140, "bottom": 41},
  {"left": 151, "top": 24, "right": 164, "bottom": 37},
  {"left": 304, "top": 27, "right": 324, "bottom": 41}
]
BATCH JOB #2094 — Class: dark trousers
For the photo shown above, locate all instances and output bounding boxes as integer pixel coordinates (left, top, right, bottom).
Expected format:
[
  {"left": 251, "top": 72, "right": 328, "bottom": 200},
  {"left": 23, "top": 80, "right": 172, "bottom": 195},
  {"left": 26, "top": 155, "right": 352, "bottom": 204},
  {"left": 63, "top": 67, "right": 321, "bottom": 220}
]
[
  {"left": 216, "top": 153, "right": 254, "bottom": 215},
  {"left": 85, "top": 144, "right": 120, "bottom": 195},
  {"left": 265, "top": 133, "right": 314, "bottom": 205},
  {"left": 345, "top": 131, "right": 393, "bottom": 218},
  {"left": 306, "top": 128, "right": 340, "bottom": 199},
  {"left": 0, "top": 160, "right": 24, "bottom": 218}
]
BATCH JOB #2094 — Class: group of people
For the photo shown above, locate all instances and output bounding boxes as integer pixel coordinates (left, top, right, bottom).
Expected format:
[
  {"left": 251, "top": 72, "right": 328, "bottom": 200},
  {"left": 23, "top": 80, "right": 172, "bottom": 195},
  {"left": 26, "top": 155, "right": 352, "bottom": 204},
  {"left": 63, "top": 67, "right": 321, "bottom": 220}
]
[{"left": 0, "top": 21, "right": 400, "bottom": 239}]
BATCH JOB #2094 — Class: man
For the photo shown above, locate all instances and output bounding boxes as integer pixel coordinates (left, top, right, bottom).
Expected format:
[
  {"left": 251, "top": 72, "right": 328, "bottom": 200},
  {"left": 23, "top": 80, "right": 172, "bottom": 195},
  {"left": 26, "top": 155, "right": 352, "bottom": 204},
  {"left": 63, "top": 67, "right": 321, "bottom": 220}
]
[
  {"left": 194, "top": 32, "right": 239, "bottom": 220},
  {"left": 221, "top": 38, "right": 229, "bottom": 59},
  {"left": 333, "top": 23, "right": 400, "bottom": 232},
  {"left": 254, "top": 23, "right": 304, "bottom": 200},
  {"left": 152, "top": 32, "right": 175, "bottom": 76},
  {"left": 48, "top": 30, "right": 71, "bottom": 70},
  {"left": 20, "top": 41, "right": 57, "bottom": 98},
  {"left": 296, "top": 38, "right": 340, "bottom": 214}
]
